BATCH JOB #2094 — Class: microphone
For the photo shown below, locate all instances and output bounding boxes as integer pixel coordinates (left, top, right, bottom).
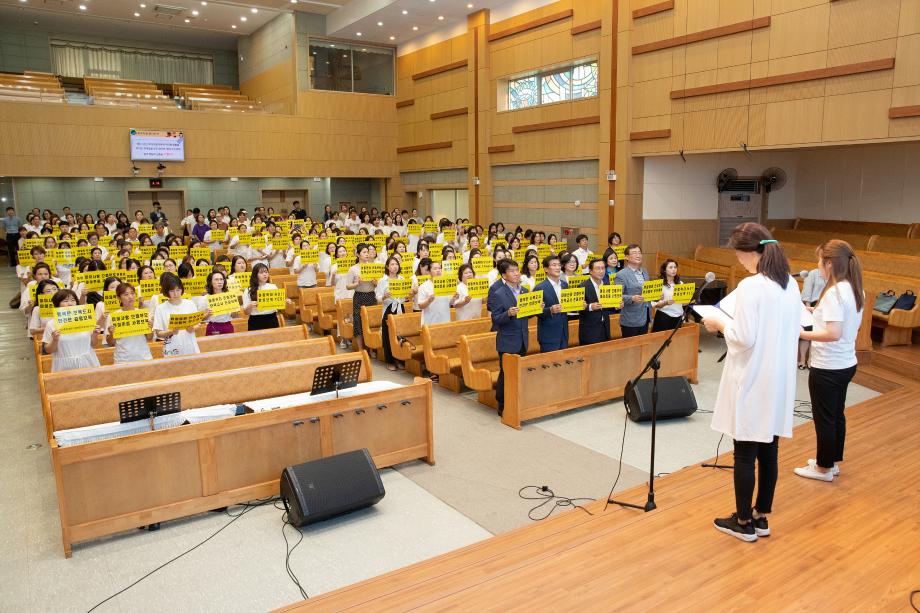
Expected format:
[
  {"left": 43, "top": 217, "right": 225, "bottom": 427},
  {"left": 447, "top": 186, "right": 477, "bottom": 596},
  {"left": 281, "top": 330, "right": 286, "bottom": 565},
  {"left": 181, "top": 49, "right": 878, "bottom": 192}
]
[
  {"left": 689, "top": 272, "right": 716, "bottom": 307},
  {"left": 799, "top": 270, "right": 809, "bottom": 279}
]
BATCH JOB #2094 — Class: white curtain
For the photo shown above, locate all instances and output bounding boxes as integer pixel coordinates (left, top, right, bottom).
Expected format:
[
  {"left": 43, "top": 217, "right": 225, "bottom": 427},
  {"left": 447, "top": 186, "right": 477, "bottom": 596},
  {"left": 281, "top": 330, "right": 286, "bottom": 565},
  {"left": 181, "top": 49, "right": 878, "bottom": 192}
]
[{"left": 50, "top": 40, "right": 213, "bottom": 84}]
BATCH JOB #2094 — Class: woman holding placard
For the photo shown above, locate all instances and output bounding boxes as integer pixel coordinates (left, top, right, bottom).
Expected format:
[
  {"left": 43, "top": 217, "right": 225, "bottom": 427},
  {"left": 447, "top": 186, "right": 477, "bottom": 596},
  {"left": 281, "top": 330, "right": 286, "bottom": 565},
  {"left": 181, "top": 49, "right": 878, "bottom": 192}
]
[
  {"left": 153, "top": 273, "right": 202, "bottom": 357},
  {"left": 95, "top": 276, "right": 123, "bottom": 344},
  {"left": 28, "top": 279, "right": 60, "bottom": 339},
  {"left": 346, "top": 243, "right": 378, "bottom": 352},
  {"left": 651, "top": 259, "right": 685, "bottom": 332},
  {"left": 453, "top": 264, "right": 482, "bottom": 321},
  {"left": 105, "top": 283, "right": 153, "bottom": 363},
  {"left": 416, "top": 260, "right": 451, "bottom": 326},
  {"left": 42, "top": 289, "right": 102, "bottom": 372},
  {"left": 241, "top": 263, "right": 282, "bottom": 331},
  {"left": 198, "top": 270, "right": 236, "bottom": 336},
  {"left": 291, "top": 238, "right": 318, "bottom": 289},
  {"left": 520, "top": 253, "right": 541, "bottom": 292},
  {"left": 376, "top": 255, "right": 406, "bottom": 371}
]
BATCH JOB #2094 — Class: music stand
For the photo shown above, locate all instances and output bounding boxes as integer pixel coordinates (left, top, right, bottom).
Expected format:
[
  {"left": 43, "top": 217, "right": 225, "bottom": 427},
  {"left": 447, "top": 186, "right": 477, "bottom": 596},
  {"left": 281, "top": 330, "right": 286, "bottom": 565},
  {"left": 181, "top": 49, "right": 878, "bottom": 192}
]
[
  {"left": 311, "top": 360, "right": 362, "bottom": 398},
  {"left": 119, "top": 392, "right": 181, "bottom": 431}
]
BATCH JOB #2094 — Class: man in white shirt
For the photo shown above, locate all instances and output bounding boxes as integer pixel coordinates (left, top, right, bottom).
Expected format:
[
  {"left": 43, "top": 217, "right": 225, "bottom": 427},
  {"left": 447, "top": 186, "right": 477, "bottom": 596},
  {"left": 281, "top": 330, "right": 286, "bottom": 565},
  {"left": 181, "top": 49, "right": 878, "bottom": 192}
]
[
  {"left": 344, "top": 211, "right": 362, "bottom": 233},
  {"left": 151, "top": 222, "right": 168, "bottom": 245},
  {"left": 572, "top": 234, "right": 591, "bottom": 272},
  {"left": 180, "top": 209, "right": 196, "bottom": 237}
]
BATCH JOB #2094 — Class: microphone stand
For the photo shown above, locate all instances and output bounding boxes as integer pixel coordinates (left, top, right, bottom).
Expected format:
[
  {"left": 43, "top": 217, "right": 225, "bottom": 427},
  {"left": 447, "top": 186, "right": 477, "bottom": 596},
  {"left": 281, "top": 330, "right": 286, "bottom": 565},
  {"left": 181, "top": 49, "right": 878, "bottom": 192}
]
[{"left": 608, "top": 276, "right": 715, "bottom": 512}]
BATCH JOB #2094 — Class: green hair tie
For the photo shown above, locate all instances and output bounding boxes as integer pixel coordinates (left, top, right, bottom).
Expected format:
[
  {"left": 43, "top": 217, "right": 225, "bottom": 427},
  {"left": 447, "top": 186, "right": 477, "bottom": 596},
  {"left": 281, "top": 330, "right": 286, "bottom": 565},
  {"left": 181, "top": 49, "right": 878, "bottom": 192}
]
[{"left": 759, "top": 239, "right": 778, "bottom": 245}]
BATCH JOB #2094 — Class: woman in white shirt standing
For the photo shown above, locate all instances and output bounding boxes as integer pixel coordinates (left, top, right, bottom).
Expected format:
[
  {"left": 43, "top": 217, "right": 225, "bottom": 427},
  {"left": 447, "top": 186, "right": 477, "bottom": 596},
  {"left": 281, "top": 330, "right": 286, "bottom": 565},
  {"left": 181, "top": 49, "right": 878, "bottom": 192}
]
[
  {"left": 416, "top": 260, "right": 451, "bottom": 326},
  {"left": 794, "top": 240, "right": 864, "bottom": 482},
  {"left": 651, "top": 259, "right": 685, "bottom": 332},
  {"left": 375, "top": 255, "right": 405, "bottom": 371},
  {"left": 105, "top": 282, "right": 153, "bottom": 363},
  {"left": 702, "top": 223, "right": 801, "bottom": 542},
  {"left": 242, "top": 263, "right": 281, "bottom": 331},
  {"left": 453, "top": 264, "right": 482, "bottom": 321},
  {"left": 152, "top": 273, "right": 202, "bottom": 357}
]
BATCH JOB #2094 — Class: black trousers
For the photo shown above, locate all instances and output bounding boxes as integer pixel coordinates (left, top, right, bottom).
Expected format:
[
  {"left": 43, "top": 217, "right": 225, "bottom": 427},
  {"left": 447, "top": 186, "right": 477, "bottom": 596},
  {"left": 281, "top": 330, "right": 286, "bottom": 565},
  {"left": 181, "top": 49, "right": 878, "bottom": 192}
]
[
  {"left": 495, "top": 346, "right": 527, "bottom": 411},
  {"left": 247, "top": 312, "right": 278, "bottom": 331},
  {"left": 809, "top": 365, "right": 857, "bottom": 469},
  {"left": 620, "top": 320, "right": 649, "bottom": 338},
  {"left": 651, "top": 310, "right": 682, "bottom": 332},
  {"left": 733, "top": 436, "right": 779, "bottom": 521},
  {"left": 380, "top": 304, "right": 400, "bottom": 364},
  {"left": 6, "top": 233, "right": 17, "bottom": 267}
]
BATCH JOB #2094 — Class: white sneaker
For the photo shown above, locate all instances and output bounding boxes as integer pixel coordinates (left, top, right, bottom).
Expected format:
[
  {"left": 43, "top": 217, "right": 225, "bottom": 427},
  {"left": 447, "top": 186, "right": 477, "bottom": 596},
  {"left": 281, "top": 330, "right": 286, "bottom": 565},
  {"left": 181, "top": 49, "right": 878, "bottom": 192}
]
[
  {"left": 794, "top": 464, "right": 834, "bottom": 482},
  {"left": 807, "top": 458, "right": 840, "bottom": 476}
]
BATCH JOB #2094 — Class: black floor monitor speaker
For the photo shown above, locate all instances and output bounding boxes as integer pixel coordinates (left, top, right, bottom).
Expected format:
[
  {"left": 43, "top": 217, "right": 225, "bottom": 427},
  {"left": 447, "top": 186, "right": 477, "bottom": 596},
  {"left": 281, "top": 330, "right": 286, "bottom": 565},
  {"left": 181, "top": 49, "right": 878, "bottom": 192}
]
[
  {"left": 280, "top": 448, "right": 385, "bottom": 528},
  {"left": 626, "top": 376, "right": 697, "bottom": 422}
]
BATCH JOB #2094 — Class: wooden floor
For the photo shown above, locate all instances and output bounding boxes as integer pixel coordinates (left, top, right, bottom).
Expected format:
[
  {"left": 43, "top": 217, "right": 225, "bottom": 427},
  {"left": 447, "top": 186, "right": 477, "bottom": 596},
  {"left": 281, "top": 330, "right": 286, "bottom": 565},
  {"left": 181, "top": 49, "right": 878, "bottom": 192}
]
[{"left": 277, "top": 358, "right": 920, "bottom": 612}]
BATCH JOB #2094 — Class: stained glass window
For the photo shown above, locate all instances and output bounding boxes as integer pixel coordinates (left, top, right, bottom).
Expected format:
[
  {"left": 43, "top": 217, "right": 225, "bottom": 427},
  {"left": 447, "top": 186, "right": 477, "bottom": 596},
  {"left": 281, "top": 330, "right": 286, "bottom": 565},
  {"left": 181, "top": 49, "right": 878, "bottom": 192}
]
[
  {"left": 506, "top": 61, "right": 598, "bottom": 110},
  {"left": 509, "top": 75, "right": 538, "bottom": 110}
]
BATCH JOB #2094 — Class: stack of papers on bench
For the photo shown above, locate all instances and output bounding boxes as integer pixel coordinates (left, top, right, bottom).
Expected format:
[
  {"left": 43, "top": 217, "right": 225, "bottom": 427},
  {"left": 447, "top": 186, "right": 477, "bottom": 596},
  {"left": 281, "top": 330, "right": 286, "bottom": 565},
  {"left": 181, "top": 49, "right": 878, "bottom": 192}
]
[{"left": 244, "top": 381, "right": 403, "bottom": 413}]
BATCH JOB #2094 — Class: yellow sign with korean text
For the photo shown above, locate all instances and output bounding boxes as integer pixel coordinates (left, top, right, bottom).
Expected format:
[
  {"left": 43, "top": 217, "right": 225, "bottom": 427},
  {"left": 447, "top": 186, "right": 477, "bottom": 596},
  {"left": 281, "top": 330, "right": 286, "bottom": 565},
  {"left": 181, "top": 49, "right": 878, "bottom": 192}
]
[
  {"left": 139, "top": 245, "right": 156, "bottom": 261},
  {"left": 138, "top": 223, "right": 154, "bottom": 235},
  {"left": 566, "top": 274, "right": 589, "bottom": 288},
  {"left": 183, "top": 276, "right": 206, "bottom": 296},
  {"left": 226, "top": 276, "right": 243, "bottom": 297},
  {"left": 73, "top": 246, "right": 92, "bottom": 259},
  {"left": 271, "top": 235, "right": 290, "bottom": 251},
  {"left": 423, "top": 221, "right": 438, "bottom": 235},
  {"left": 23, "top": 237, "right": 43, "bottom": 249},
  {"left": 168, "top": 311, "right": 204, "bottom": 330},
  {"left": 672, "top": 282, "right": 696, "bottom": 305},
  {"left": 110, "top": 308, "right": 151, "bottom": 339},
  {"left": 51, "top": 248, "right": 74, "bottom": 265},
  {"left": 190, "top": 247, "right": 211, "bottom": 261},
  {"left": 535, "top": 270, "right": 546, "bottom": 284},
  {"left": 599, "top": 284, "right": 623, "bottom": 309},
  {"left": 415, "top": 275, "right": 430, "bottom": 286},
  {"left": 104, "top": 289, "right": 121, "bottom": 311},
  {"left": 442, "top": 228, "right": 456, "bottom": 243},
  {"left": 231, "top": 271, "right": 251, "bottom": 289},
  {"left": 388, "top": 278, "right": 411, "bottom": 299},
  {"left": 209, "top": 229, "right": 226, "bottom": 242},
  {"left": 195, "top": 264, "right": 213, "bottom": 278},
  {"left": 537, "top": 244, "right": 551, "bottom": 260},
  {"left": 614, "top": 245, "right": 627, "bottom": 260},
  {"left": 207, "top": 291, "right": 240, "bottom": 316},
  {"left": 139, "top": 279, "right": 160, "bottom": 299},
  {"left": 360, "top": 263, "right": 384, "bottom": 281},
  {"left": 465, "top": 277, "right": 489, "bottom": 299},
  {"left": 18, "top": 250, "right": 35, "bottom": 266},
  {"left": 257, "top": 288, "right": 286, "bottom": 311},
  {"left": 516, "top": 290, "right": 543, "bottom": 318},
  {"left": 434, "top": 276, "right": 457, "bottom": 297},
  {"left": 297, "top": 248, "right": 319, "bottom": 264},
  {"left": 471, "top": 256, "right": 493, "bottom": 276},
  {"left": 560, "top": 287, "right": 585, "bottom": 313},
  {"left": 55, "top": 304, "right": 96, "bottom": 335},
  {"left": 237, "top": 233, "right": 252, "bottom": 246},
  {"left": 169, "top": 245, "right": 188, "bottom": 260},
  {"left": 334, "top": 257, "right": 354, "bottom": 273},
  {"left": 78, "top": 269, "right": 108, "bottom": 292},
  {"left": 38, "top": 294, "right": 55, "bottom": 319},
  {"left": 552, "top": 241, "right": 568, "bottom": 253},
  {"left": 407, "top": 223, "right": 422, "bottom": 236},
  {"left": 399, "top": 258, "right": 414, "bottom": 276},
  {"left": 642, "top": 279, "right": 664, "bottom": 302}
]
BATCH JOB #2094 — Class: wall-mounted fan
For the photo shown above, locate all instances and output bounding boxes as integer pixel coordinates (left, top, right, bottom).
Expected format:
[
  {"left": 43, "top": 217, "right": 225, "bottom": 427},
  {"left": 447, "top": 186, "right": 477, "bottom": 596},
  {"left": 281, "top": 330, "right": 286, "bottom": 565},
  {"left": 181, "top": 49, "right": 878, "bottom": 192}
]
[
  {"left": 761, "top": 167, "right": 787, "bottom": 194},
  {"left": 716, "top": 168, "right": 738, "bottom": 193}
]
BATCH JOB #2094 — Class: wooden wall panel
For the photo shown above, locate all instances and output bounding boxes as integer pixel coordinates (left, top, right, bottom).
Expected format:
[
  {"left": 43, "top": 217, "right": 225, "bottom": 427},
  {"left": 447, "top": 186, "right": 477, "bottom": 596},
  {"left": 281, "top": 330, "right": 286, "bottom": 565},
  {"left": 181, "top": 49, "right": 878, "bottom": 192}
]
[{"left": 642, "top": 219, "right": 719, "bottom": 259}]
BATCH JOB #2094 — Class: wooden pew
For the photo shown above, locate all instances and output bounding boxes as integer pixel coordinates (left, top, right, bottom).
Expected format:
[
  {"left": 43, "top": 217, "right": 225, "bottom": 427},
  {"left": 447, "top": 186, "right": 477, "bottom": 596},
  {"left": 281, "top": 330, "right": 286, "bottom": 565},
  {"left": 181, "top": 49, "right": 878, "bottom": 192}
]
[
  {"left": 316, "top": 292, "right": 338, "bottom": 335},
  {"left": 862, "top": 273, "right": 920, "bottom": 346},
  {"left": 300, "top": 286, "right": 333, "bottom": 328},
  {"left": 47, "top": 358, "right": 433, "bottom": 557},
  {"left": 421, "top": 317, "right": 493, "bottom": 391},
  {"left": 772, "top": 229, "right": 874, "bottom": 251},
  {"left": 867, "top": 235, "right": 920, "bottom": 257},
  {"left": 336, "top": 298, "right": 355, "bottom": 340},
  {"left": 502, "top": 324, "right": 700, "bottom": 429},
  {"left": 781, "top": 243, "right": 920, "bottom": 280},
  {"left": 388, "top": 312, "right": 427, "bottom": 375},
  {"left": 793, "top": 218, "right": 912, "bottom": 238},
  {"left": 360, "top": 305, "right": 385, "bottom": 360},
  {"left": 38, "top": 323, "right": 309, "bottom": 373}
]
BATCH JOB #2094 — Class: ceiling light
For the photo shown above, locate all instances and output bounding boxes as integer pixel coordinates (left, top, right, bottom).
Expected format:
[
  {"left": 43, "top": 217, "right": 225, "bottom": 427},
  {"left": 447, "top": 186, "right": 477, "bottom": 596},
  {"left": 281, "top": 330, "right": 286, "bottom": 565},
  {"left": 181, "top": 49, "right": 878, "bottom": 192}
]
[
  {"left": 412, "top": 25, "right": 418, "bottom": 30},
  {"left": 201, "top": 1, "right": 207, "bottom": 5},
  {"left": 291, "top": 0, "right": 298, "bottom": 3},
  {"left": 356, "top": 32, "right": 361, "bottom": 36},
  {"left": 250, "top": 7, "right": 258, "bottom": 13},
  {"left": 240, "top": 16, "right": 247, "bottom": 21},
  {"left": 402, "top": 9, "right": 408, "bottom": 14},
  {"left": 140, "top": 3, "right": 146, "bottom": 7},
  {"left": 192, "top": 9, "right": 198, "bottom": 15},
  {"left": 231, "top": 24, "right": 237, "bottom": 28},
  {"left": 438, "top": 15, "right": 444, "bottom": 20},
  {"left": 467, "top": 2, "right": 473, "bottom": 7},
  {"left": 134, "top": 11, "right": 140, "bottom": 16},
  {"left": 184, "top": 18, "right": 190, "bottom": 22},
  {"left": 377, "top": 21, "right": 383, "bottom": 26},
  {"left": 78, "top": 4, "right": 87, "bottom": 10},
  {"left": 389, "top": 35, "right": 395, "bottom": 40}
]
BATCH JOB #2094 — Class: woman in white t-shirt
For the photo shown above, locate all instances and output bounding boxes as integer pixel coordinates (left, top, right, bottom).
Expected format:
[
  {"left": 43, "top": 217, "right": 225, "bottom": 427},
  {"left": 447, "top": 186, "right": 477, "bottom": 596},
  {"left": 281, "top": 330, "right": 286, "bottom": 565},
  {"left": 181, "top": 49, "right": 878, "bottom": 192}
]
[
  {"left": 651, "top": 259, "right": 686, "bottom": 332},
  {"left": 42, "top": 289, "right": 103, "bottom": 372},
  {"left": 105, "top": 283, "right": 153, "bottom": 363},
  {"left": 291, "top": 239, "right": 318, "bottom": 289},
  {"left": 152, "top": 273, "right": 202, "bottom": 357},
  {"left": 242, "top": 263, "right": 287, "bottom": 331},
  {"left": 416, "top": 260, "right": 451, "bottom": 326},
  {"left": 794, "top": 240, "right": 864, "bottom": 482},
  {"left": 27, "top": 279, "right": 60, "bottom": 339},
  {"left": 453, "top": 264, "right": 482, "bottom": 321},
  {"left": 197, "top": 270, "right": 236, "bottom": 336}
]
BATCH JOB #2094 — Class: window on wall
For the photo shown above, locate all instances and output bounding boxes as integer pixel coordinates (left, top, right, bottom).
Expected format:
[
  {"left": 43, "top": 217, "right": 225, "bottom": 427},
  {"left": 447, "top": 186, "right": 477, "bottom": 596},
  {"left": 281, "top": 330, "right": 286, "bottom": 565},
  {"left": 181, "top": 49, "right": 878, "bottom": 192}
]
[
  {"left": 506, "top": 60, "right": 598, "bottom": 110},
  {"left": 309, "top": 39, "right": 393, "bottom": 95}
]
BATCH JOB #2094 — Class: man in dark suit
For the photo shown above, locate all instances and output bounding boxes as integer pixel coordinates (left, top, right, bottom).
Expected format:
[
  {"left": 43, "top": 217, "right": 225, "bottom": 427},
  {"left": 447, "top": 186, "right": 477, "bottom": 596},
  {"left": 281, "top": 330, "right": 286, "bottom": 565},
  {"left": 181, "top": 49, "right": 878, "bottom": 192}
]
[
  {"left": 535, "top": 254, "right": 571, "bottom": 351},
  {"left": 579, "top": 258, "right": 613, "bottom": 346},
  {"left": 487, "top": 259, "right": 533, "bottom": 417}
]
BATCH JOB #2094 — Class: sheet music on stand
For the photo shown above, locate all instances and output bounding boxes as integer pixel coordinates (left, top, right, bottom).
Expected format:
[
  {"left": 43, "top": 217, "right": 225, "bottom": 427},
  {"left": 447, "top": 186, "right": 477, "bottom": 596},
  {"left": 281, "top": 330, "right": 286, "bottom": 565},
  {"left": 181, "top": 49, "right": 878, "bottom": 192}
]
[
  {"left": 119, "top": 392, "right": 181, "bottom": 431},
  {"left": 311, "top": 360, "right": 362, "bottom": 397}
]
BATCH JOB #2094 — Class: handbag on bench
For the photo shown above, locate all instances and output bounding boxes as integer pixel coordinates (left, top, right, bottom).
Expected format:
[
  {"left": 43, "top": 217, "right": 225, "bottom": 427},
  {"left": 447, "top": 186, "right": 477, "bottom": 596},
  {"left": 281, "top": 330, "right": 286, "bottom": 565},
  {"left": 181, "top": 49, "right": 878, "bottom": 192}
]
[
  {"left": 873, "top": 290, "right": 897, "bottom": 314},
  {"left": 892, "top": 290, "right": 916, "bottom": 312}
]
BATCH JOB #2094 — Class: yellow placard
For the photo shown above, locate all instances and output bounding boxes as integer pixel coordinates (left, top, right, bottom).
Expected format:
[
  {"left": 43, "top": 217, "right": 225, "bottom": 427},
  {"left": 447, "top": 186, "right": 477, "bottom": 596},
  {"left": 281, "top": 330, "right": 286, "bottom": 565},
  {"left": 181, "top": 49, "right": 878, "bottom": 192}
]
[
  {"left": 169, "top": 245, "right": 188, "bottom": 260},
  {"left": 415, "top": 275, "right": 431, "bottom": 286},
  {"left": 566, "top": 274, "right": 589, "bottom": 288},
  {"left": 388, "top": 278, "right": 411, "bottom": 299},
  {"left": 257, "top": 288, "right": 286, "bottom": 311},
  {"left": 139, "top": 245, "right": 156, "bottom": 261},
  {"left": 103, "top": 289, "right": 121, "bottom": 311},
  {"left": 190, "top": 246, "right": 211, "bottom": 261},
  {"left": 168, "top": 310, "right": 205, "bottom": 330},
  {"left": 55, "top": 304, "right": 96, "bottom": 335},
  {"left": 599, "top": 284, "right": 623, "bottom": 309},
  {"left": 442, "top": 228, "right": 457, "bottom": 243},
  {"left": 151, "top": 259, "right": 165, "bottom": 272},
  {"left": 137, "top": 223, "right": 154, "bottom": 235},
  {"left": 642, "top": 279, "right": 664, "bottom": 302},
  {"left": 271, "top": 235, "right": 290, "bottom": 251},
  {"left": 18, "top": 250, "right": 35, "bottom": 267},
  {"left": 139, "top": 279, "right": 160, "bottom": 299},
  {"left": 229, "top": 227, "right": 240, "bottom": 238},
  {"left": 110, "top": 308, "right": 151, "bottom": 339},
  {"left": 465, "top": 277, "right": 490, "bottom": 299},
  {"left": 237, "top": 233, "right": 252, "bottom": 246},
  {"left": 23, "top": 237, "right": 43, "bottom": 249},
  {"left": 552, "top": 241, "right": 568, "bottom": 253},
  {"left": 226, "top": 275, "right": 243, "bottom": 297},
  {"left": 472, "top": 256, "right": 493, "bottom": 276},
  {"left": 672, "top": 282, "right": 696, "bottom": 305},
  {"left": 55, "top": 248, "right": 74, "bottom": 265},
  {"left": 207, "top": 291, "right": 240, "bottom": 317},
  {"left": 195, "top": 263, "right": 213, "bottom": 278},
  {"left": 297, "top": 248, "right": 319, "bottom": 264},
  {"left": 428, "top": 243, "right": 443, "bottom": 258},
  {"left": 79, "top": 269, "right": 108, "bottom": 292},
  {"left": 434, "top": 276, "right": 457, "bottom": 297},
  {"left": 38, "top": 294, "right": 55, "bottom": 319},
  {"left": 516, "top": 290, "right": 543, "bottom": 318},
  {"left": 232, "top": 271, "right": 251, "bottom": 289},
  {"left": 209, "top": 229, "right": 226, "bottom": 242},
  {"left": 614, "top": 245, "right": 627, "bottom": 260},
  {"left": 251, "top": 223, "right": 265, "bottom": 233},
  {"left": 560, "top": 287, "right": 585, "bottom": 313},
  {"left": 537, "top": 244, "right": 551, "bottom": 260},
  {"left": 277, "top": 221, "right": 291, "bottom": 233},
  {"left": 334, "top": 257, "right": 354, "bottom": 272},
  {"left": 407, "top": 223, "right": 422, "bottom": 236},
  {"left": 535, "top": 269, "right": 546, "bottom": 284},
  {"left": 440, "top": 258, "right": 456, "bottom": 274},
  {"left": 423, "top": 221, "right": 438, "bottom": 235},
  {"left": 360, "top": 262, "right": 384, "bottom": 281},
  {"left": 183, "top": 276, "right": 206, "bottom": 296}
]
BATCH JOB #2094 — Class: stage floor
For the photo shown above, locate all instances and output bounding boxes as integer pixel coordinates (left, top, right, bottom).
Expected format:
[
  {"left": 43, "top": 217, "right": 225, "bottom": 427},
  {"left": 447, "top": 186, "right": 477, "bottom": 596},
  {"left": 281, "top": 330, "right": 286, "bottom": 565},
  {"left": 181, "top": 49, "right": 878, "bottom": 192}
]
[{"left": 278, "top": 382, "right": 920, "bottom": 612}]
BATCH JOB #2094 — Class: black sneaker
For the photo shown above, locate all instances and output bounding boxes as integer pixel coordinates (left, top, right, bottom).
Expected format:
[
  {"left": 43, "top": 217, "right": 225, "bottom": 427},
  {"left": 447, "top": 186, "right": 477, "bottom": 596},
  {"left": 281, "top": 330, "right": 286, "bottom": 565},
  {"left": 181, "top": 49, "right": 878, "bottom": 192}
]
[
  {"left": 752, "top": 515, "right": 770, "bottom": 537},
  {"left": 713, "top": 513, "right": 757, "bottom": 542}
]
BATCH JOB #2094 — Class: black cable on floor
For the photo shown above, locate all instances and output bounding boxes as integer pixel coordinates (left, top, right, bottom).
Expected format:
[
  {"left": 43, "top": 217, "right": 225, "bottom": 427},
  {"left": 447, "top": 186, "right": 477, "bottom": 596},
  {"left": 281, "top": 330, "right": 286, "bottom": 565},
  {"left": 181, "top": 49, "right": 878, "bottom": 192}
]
[
  {"left": 518, "top": 485, "right": 595, "bottom": 521},
  {"left": 603, "top": 406, "right": 630, "bottom": 512},
  {"left": 281, "top": 512, "right": 310, "bottom": 600},
  {"left": 86, "top": 497, "right": 278, "bottom": 612}
]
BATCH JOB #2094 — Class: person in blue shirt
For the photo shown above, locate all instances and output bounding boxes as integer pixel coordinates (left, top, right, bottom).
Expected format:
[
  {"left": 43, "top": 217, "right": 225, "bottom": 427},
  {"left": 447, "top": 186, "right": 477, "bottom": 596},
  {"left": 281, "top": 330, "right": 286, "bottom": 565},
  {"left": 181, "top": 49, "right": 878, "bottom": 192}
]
[{"left": 4, "top": 207, "right": 23, "bottom": 267}]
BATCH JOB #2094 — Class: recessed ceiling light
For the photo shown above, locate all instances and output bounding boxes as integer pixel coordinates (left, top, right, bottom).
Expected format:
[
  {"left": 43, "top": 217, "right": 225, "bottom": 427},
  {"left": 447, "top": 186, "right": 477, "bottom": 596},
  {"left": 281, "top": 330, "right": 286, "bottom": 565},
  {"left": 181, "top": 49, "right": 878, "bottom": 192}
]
[
  {"left": 438, "top": 15, "right": 444, "bottom": 20},
  {"left": 290, "top": 0, "right": 297, "bottom": 3},
  {"left": 389, "top": 35, "right": 395, "bottom": 40},
  {"left": 231, "top": 24, "right": 237, "bottom": 28},
  {"left": 78, "top": 4, "right": 87, "bottom": 10},
  {"left": 134, "top": 11, "right": 140, "bottom": 16},
  {"left": 140, "top": 3, "right": 146, "bottom": 6},
  {"left": 240, "top": 16, "right": 247, "bottom": 21},
  {"left": 250, "top": 7, "right": 258, "bottom": 13},
  {"left": 401, "top": 9, "right": 408, "bottom": 14},
  {"left": 412, "top": 25, "right": 418, "bottom": 30},
  {"left": 192, "top": 9, "right": 198, "bottom": 15},
  {"left": 356, "top": 32, "right": 362, "bottom": 36},
  {"left": 467, "top": 2, "right": 473, "bottom": 7},
  {"left": 201, "top": 1, "right": 207, "bottom": 5},
  {"left": 377, "top": 21, "right": 383, "bottom": 26},
  {"left": 184, "top": 18, "right": 190, "bottom": 22}
]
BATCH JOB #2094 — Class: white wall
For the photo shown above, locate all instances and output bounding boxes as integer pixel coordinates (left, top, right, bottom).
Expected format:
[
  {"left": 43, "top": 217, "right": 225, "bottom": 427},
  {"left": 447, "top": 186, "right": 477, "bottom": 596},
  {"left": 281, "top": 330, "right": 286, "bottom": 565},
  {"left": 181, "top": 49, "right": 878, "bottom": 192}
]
[
  {"left": 794, "top": 142, "right": 920, "bottom": 224},
  {"left": 642, "top": 152, "right": 798, "bottom": 220}
]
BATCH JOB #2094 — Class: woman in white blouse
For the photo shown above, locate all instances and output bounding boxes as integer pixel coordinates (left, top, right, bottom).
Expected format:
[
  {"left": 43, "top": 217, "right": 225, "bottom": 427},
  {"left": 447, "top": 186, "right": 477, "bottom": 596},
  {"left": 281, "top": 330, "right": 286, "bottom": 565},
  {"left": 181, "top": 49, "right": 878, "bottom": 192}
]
[
  {"left": 375, "top": 255, "right": 405, "bottom": 371},
  {"left": 651, "top": 259, "right": 685, "bottom": 332},
  {"left": 42, "top": 289, "right": 103, "bottom": 372},
  {"left": 241, "top": 263, "right": 283, "bottom": 331},
  {"left": 416, "top": 260, "right": 451, "bottom": 326},
  {"left": 702, "top": 223, "right": 801, "bottom": 543},
  {"left": 794, "top": 240, "right": 864, "bottom": 482},
  {"left": 152, "top": 273, "right": 202, "bottom": 357},
  {"left": 452, "top": 264, "right": 482, "bottom": 321},
  {"left": 105, "top": 283, "right": 153, "bottom": 363}
]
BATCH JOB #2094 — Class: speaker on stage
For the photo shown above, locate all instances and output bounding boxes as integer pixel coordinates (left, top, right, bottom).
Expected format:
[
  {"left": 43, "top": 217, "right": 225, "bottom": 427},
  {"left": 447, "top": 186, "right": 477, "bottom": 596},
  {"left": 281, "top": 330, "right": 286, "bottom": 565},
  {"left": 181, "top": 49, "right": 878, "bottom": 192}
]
[
  {"left": 280, "top": 448, "right": 385, "bottom": 528},
  {"left": 626, "top": 376, "right": 697, "bottom": 422}
]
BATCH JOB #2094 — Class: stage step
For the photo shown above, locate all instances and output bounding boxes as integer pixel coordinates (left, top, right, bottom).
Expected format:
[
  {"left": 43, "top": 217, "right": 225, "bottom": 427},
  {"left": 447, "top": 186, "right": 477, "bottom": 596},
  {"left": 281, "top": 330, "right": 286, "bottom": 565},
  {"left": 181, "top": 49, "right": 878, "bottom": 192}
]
[
  {"left": 854, "top": 364, "right": 913, "bottom": 393},
  {"left": 871, "top": 348, "right": 920, "bottom": 381}
]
